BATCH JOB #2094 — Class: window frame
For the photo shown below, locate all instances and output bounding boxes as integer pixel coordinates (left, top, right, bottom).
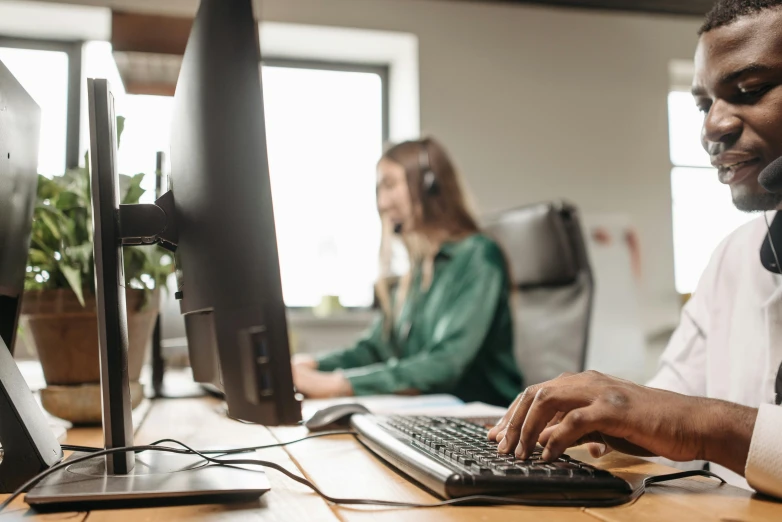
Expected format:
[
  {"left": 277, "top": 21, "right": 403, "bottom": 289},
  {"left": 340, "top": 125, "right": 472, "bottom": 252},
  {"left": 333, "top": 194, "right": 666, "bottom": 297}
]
[{"left": 0, "top": 35, "right": 83, "bottom": 170}]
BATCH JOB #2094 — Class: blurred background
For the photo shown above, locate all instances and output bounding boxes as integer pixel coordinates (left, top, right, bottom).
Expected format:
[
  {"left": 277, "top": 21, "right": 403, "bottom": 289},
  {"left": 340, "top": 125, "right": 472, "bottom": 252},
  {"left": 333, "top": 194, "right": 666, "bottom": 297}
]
[{"left": 2, "top": 0, "right": 748, "bottom": 384}]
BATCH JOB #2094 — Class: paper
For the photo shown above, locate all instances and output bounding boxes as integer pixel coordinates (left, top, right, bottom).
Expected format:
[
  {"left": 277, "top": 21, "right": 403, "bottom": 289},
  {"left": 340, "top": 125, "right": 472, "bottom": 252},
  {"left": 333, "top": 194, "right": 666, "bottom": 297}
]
[{"left": 302, "top": 394, "right": 507, "bottom": 422}]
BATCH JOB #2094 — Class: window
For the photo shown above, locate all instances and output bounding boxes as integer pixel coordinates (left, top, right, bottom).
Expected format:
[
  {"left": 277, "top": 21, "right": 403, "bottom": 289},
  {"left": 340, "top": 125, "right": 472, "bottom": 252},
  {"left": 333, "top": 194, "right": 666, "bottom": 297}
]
[
  {"left": 669, "top": 91, "right": 756, "bottom": 295},
  {"left": 262, "top": 62, "right": 386, "bottom": 308},
  {"left": 85, "top": 44, "right": 387, "bottom": 308},
  {"left": 0, "top": 45, "right": 69, "bottom": 177}
]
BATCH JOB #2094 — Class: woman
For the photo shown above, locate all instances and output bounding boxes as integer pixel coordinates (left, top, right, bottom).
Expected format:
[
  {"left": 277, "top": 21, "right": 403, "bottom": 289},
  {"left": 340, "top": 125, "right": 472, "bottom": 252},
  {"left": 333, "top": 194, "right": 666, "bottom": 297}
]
[{"left": 292, "top": 138, "right": 522, "bottom": 406}]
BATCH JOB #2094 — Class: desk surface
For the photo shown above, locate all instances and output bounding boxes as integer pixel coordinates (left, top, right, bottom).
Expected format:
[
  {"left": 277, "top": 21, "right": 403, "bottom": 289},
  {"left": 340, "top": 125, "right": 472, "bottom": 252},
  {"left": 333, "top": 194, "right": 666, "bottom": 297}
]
[{"left": 2, "top": 397, "right": 781, "bottom": 521}]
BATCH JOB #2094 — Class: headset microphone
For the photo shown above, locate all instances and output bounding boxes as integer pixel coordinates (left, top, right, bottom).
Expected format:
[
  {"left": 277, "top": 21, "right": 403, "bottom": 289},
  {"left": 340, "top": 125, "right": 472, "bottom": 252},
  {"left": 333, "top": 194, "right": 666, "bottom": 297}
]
[{"left": 758, "top": 157, "right": 782, "bottom": 274}]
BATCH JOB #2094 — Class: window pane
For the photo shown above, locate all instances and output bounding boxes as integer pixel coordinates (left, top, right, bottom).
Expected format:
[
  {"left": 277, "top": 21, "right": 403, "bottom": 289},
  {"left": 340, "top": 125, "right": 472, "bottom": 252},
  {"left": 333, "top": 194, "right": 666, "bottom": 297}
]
[
  {"left": 83, "top": 42, "right": 170, "bottom": 204},
  {"left": 117, "top": 95, "right": 174, "bottom": 204},
  {"left": 262, "top": 66, "right": 383, "bottom": 308},
  {"left": 0, "top": 47, "right": 68, "bottom": 177},
  {"left": 668, "top": 91, "right": 711, "bottom": 168},
  {"left": 671, "top": 167, "right": 756, "bottom": 294},
  {"left": 83, "top": 44, "right": 385, "bottom": 309}
]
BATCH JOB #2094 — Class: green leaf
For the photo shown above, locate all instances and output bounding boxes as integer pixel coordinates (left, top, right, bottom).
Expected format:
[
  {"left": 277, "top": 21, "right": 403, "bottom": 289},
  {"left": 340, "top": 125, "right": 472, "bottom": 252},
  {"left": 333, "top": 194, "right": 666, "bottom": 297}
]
[
  {"left": 58, "top": 263, "right": 85, "bottom": 307},
  {"left": 116, "top": 116, "right": 126, "bottom": 150},
  {"left": 38, "top": 210, "right": 62, "bottom": 241},
  {"left": 36, "top": 174, "right": 61, "bottom": 201},
  {"left": 121, "top": 173, "right": 146, "bottom": 205},
  {"left": 55, "top": 190, "right": 81, "bottom": 211}
]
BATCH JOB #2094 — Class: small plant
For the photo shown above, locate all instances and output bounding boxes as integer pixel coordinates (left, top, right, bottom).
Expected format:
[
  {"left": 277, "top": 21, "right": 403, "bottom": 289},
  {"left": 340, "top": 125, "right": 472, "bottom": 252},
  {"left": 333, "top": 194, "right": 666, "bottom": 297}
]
[{"left": 24, "top": 116, "right": 172, "bottom": 305}]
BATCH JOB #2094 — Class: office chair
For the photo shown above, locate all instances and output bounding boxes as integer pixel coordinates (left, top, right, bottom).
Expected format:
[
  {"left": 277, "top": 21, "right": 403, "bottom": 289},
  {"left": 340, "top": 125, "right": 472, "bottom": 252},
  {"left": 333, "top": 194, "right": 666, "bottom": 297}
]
[{"left": 483, "top": 201, "right": 594, "bottom": 386}]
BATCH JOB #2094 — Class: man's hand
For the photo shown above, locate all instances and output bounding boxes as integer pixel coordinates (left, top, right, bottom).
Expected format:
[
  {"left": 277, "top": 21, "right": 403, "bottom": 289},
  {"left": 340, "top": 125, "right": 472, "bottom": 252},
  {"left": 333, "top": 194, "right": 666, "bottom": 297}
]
[
  {"left": 292, "top": 364, "right": 353, "bottom": 399},
  {"left": 486, "top": 371, "right": 758, "bottom": 475}
]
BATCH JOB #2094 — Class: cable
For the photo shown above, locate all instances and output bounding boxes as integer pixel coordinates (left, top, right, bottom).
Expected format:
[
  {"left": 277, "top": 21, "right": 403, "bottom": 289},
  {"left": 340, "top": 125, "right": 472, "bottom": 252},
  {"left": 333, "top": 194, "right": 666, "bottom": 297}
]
[
  {"left": 61, "top": 430, "right": 357, "bottom": 455},
  {"left": 765, "top": 211, "right": 782, "bottom": 272},
  {"left": 60, "top": 444, "right": 104, "bottom": 453},
  {"left": 642, "top": 469, "right": 725, "bottom": 488},
  {"left": 0, "top": 436, "right": 727, "bottom": 514}
]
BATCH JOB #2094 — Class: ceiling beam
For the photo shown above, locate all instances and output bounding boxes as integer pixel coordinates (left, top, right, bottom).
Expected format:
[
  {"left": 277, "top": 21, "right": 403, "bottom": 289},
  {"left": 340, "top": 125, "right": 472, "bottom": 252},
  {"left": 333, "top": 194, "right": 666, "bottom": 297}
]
[{"left": 440, "top": 0, "right": 713, "bottom": 17}]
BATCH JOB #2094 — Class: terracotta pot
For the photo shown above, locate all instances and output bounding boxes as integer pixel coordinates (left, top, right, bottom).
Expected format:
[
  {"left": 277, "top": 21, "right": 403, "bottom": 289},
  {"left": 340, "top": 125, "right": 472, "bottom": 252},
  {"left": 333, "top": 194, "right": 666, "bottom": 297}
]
[{"left": 20, "top": 288, "right": 159, "bottom": 386}]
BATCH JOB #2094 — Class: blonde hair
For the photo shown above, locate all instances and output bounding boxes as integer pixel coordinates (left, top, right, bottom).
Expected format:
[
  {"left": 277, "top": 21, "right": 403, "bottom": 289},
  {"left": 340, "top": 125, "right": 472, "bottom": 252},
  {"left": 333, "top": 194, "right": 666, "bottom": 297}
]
[{"left": 375, "top": 138, "right": 480, "bottom": 335}]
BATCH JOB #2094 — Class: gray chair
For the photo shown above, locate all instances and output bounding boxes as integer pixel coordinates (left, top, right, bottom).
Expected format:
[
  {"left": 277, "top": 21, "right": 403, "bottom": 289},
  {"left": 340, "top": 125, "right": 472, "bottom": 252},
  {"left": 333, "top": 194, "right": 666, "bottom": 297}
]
[{"left": 483, "top": 201, "right": 594, "bottom": 386}]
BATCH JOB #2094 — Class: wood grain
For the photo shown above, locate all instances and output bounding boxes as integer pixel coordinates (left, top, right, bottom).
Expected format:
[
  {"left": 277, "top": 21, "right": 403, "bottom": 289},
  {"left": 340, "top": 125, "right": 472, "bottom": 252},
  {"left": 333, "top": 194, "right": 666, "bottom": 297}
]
[
  {"left": 5, "top": 398, "right": 782, "bottom": 521},
  {"left": 85, "top": 399, "right": 338, "bottom": 522},
  {"left": 271, "top": 426, "right": 782, "bottom": 522},
  {"left": 271, "top": 426, "right": 596, "bottom": 522}
]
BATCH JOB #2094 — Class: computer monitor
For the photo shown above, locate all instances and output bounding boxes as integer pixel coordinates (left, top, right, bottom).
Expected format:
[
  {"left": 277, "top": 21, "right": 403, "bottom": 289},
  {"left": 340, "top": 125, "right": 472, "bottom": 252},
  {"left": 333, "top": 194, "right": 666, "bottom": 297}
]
[
  {"left": 0, "top": 56, "right": 64, "bottom": 495},
  {"left": 0, "top": 59, "right": 40, "bottom": 355},
  {"left": 24, "top": 0, "right": 297, "bottom": 511},
  {"left": 170, "top": 0, "right": 301, "bottom": 426}
]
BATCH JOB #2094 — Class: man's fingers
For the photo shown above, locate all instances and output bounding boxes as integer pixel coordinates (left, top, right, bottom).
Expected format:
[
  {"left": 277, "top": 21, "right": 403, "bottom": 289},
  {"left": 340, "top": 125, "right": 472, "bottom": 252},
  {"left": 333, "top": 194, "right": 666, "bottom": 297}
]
[
  {"left": 488, "top": 393, "right": 522, "bottom": 441},
  {"left": 541, "top": 406, "right": 611, "bottom": 461},
  {"left": 587, "top": 442, "right": 613, "bottom": 458},
  {"left": 516, "top": 386, "right": 591, "bottom": 458},
  {"left": 497, "top": 386, "right": 537, "bottom": 453}
]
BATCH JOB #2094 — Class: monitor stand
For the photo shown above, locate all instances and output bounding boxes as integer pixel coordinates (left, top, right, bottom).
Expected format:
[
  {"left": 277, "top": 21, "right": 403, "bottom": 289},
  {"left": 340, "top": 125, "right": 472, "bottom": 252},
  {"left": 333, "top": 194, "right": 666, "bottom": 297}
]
[
  {"left": 25, "top": 451, "right": 270, "bottom": 511},
  {"left": 25, "top": 78, "right": 269, "bottom": 511}
]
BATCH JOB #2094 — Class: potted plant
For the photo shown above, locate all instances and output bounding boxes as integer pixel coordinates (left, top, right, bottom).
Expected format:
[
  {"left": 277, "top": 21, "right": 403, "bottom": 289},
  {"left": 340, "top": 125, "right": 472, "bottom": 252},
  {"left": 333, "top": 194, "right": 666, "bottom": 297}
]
[{"left": 19, "top": 117, "right": 172, "bottom": 424}]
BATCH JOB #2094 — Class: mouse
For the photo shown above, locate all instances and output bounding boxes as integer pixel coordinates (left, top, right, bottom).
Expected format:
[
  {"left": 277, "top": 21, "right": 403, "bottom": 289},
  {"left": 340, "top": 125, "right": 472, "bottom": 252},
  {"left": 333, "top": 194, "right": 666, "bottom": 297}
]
[{"left": 303, "top": 403, "right": 371, "bottom": 431}]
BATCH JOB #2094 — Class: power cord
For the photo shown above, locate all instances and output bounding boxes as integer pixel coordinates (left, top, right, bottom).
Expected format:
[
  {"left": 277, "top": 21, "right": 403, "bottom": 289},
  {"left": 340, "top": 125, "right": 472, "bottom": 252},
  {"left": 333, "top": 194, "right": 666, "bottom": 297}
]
[
  {"left": 3, "top": 434, "right": 727, "bottom": 513},
  {"left": 60, "top": 429, "right": 358, "bottom": 455}
]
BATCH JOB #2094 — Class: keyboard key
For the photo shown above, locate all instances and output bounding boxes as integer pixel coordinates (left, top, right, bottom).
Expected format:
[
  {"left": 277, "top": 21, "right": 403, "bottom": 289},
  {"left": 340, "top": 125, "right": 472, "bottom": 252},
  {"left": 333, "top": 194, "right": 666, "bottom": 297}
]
[
  {"left": 470, "top": 464, "right": 494, "bottom": 475},
  {"left": 495, "top": 466, "right": 527, "bottom": 476}
]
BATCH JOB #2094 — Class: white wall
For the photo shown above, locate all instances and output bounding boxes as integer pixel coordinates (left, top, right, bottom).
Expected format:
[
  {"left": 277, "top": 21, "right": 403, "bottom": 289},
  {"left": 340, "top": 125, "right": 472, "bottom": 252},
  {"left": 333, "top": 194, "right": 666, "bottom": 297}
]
[
  {"left": 265, "top": 0, "right": 703, "bottom": 335},
  {"left": 8, "top": 0, "right": 705, "bottom": 336}
]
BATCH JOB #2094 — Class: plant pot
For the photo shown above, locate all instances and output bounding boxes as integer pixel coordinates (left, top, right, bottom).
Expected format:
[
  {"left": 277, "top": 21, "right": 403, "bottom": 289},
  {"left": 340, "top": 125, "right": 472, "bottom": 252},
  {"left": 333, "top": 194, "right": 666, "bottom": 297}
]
[{"left": 20, "top": 288, "right": 158, "bottom": 424}]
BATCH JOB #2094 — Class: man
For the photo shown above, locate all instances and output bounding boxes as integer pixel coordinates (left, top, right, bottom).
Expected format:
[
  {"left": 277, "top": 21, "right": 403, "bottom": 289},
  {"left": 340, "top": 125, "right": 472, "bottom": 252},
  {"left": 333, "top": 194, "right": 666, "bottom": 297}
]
[{"left": 488, "top": 0, "right": 782, "bottom": 499}]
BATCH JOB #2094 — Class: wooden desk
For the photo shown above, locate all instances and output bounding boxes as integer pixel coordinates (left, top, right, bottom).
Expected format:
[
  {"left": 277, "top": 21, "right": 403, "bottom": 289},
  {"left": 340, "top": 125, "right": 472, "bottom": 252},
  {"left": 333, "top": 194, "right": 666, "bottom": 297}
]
[{"left": 2, "top": 397, "right": 781, "bottom": 521}]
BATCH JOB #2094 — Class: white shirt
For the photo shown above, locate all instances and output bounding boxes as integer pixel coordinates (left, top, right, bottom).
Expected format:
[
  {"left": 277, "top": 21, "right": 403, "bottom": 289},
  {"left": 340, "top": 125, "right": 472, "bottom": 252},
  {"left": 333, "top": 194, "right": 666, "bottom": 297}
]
[{"left": 647, "top": 215, "right": 782, "bottom": 498}]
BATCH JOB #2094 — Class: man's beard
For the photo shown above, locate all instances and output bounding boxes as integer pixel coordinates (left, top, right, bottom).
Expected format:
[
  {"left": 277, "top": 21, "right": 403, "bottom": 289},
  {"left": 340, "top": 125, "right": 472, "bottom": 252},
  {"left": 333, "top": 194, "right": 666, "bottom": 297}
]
[{"left": 733, "top": 192, "right": 782, "bottom": 212}]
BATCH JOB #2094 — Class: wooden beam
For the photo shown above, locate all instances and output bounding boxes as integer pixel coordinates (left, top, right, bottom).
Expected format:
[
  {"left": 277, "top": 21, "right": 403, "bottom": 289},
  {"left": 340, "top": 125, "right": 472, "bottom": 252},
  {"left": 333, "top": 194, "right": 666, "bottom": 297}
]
[
  {"left": 438, "top": 0, "right": 713, "bottom": 17},
  {"left": 111, "top": 11, "right": 192, "bottom": 56}
]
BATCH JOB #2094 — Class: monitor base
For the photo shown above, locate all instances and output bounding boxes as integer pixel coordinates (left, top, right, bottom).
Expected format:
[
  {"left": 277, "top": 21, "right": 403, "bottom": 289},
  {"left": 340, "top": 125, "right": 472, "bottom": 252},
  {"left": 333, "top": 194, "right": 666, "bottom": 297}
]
[{"left": 25, "top": 451, "right": 269, "bottom": 512}]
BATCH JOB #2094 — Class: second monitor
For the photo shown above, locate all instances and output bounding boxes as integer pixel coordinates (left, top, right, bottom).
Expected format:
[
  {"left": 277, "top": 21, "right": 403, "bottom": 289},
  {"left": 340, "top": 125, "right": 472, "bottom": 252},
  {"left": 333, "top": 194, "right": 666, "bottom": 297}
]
[{"left": 170, "top": 0, "right": 301, "bottom": 425}]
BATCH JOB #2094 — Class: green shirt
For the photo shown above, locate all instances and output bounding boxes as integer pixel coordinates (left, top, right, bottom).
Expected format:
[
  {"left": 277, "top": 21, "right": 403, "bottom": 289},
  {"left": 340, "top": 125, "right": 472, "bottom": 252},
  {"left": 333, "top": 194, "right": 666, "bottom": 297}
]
[{"left": 317, "top": 233, "right": 522, "bottom": 406}]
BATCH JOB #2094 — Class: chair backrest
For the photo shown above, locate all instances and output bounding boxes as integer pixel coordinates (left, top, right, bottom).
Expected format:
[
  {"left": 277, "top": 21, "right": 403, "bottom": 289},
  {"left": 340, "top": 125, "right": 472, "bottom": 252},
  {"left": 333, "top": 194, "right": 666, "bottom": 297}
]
[{"left": 483, "top": 202, "right": 594, "bottom": 386}]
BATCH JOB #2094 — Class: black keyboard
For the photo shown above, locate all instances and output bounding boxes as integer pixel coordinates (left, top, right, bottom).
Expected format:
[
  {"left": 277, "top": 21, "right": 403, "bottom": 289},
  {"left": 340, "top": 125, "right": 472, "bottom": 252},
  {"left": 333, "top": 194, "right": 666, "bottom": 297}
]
[{"left": 350, "top": 414, "right": 633, "bottom": 504}]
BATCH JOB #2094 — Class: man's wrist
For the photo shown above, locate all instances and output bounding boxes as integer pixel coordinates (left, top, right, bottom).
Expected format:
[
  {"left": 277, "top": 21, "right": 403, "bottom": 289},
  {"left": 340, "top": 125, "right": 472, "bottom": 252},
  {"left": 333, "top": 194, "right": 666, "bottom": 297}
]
[{"left": 701, "top": 399, "right": 758, "bottom": 475}]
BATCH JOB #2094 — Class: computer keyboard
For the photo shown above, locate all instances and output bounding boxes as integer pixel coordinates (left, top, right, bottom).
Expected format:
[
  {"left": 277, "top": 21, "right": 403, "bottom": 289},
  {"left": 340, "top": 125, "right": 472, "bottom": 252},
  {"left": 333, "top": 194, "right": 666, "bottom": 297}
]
[{"left": 350, "top": 414, "right": 633, "bottom": 503}]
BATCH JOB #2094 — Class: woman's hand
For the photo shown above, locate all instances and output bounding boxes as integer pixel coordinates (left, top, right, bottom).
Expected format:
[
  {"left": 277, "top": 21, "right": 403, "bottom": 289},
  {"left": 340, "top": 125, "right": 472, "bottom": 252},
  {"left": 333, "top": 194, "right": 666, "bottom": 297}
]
[
  {"left": 292, "top": 364, "right": 353, "bottom": 399},
  {"left": 291, "top": 353, "right": 318, "bottom": 370}
]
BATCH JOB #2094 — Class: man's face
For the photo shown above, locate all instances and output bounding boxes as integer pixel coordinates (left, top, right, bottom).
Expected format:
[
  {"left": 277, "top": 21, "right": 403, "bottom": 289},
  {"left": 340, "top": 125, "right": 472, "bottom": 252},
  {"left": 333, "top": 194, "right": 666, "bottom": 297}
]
[{"left": 693, "top": 8, "right": 782, "bottom": 211}]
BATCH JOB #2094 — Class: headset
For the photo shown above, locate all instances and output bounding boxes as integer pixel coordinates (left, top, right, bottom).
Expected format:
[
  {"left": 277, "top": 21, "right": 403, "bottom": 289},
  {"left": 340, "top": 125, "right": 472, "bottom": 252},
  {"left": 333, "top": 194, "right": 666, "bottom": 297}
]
[{"left": 419, "top": 140, "right": 440, "bottom": 196}]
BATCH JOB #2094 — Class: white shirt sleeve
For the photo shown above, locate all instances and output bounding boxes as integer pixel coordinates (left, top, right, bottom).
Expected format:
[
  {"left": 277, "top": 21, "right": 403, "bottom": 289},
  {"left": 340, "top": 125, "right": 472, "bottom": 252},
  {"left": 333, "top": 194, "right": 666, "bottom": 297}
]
[
  {"left": 645, "top": 295, "right": 708, "bottom": 396},
  {"left": 746, "top": 404, "right": 782, "bottom": 499}
]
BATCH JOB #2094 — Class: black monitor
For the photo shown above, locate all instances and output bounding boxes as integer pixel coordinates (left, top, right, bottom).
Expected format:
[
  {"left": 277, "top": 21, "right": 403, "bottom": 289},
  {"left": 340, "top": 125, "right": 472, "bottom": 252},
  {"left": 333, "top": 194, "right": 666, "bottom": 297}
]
[
  {"left": 23, "top": 0, "right": 298, "bottom": 511},
  {"left": 0, "top": 57, "right": 64, "bottom": 495},
  {"left": 0, "top": 59, "right": 40, "bottom": 354},
  {"left": 171, "top": 0, "right": 301, "bottom": 426}
]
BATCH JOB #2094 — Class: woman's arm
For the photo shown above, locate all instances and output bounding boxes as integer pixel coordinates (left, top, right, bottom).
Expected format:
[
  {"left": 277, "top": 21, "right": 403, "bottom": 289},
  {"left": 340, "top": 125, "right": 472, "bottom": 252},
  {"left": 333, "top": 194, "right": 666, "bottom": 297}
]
[{"left": 342, "top": 250, "right": 506, "bottom": 396}]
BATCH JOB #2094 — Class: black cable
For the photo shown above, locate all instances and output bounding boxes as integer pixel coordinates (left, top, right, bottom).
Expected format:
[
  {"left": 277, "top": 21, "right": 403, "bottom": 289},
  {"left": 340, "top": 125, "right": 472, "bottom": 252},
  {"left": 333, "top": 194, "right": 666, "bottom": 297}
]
[
  {"left": 60, "top": 444, "right": 104, "bottom": 453},
  {"left": 0, "top": 438, "right": 727, "bottom": 513},
  {"left": 61, "top": 430, "right": 357, "bottom": 455},
  {"left": 642, "top": 469, "right": 726, "bottom": 488},
  {"left": 144, "top": 430, "right": 358, "bottom": 455},
  {"left": 765, "top": 211, "right": 782, "bottom": 271}
]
